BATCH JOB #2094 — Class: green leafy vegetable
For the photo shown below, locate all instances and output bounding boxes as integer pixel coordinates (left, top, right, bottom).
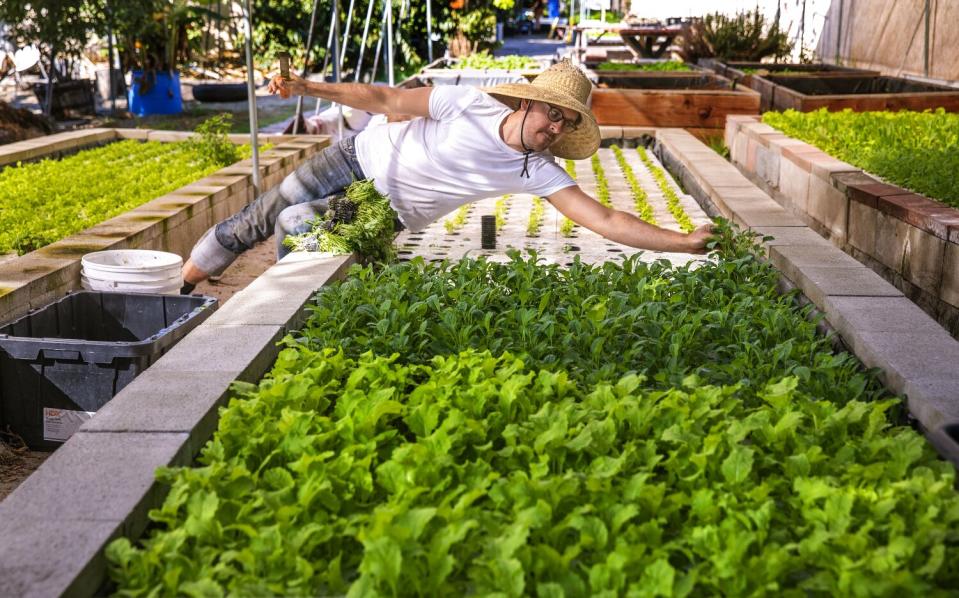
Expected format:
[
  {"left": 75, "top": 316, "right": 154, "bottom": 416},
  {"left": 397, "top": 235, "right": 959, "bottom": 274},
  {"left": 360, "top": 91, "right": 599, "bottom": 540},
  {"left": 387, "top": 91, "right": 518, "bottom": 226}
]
[
  {"left": 560, "top": 160, "right": 577, "bottom": 237},
  {"left": 637, "top": 147, "right": 695, "bottom": 232},
  {"left": 590, "top": 154, "right": 613, "bottom": 208},
  {"left": 596, "top": 61, "right": 693, "bottom": 72},
  {"left": 0, "top": 118, "right": 256, "bottom": 255},
  {"left": 107, "top": 224, "right": 959, "bottom": 595},
  {"left": 444, "top": 203, "right": 471, "bottom": 234},
  {"left": 611, "top": 144, "right": 656, "bottom": 224},
  {"left": 526, "top": 196, "right": 545, "bottom": 237},
  {"left": 452, "top": 51, "right": 541, "bottom": 71},
  {"left": 763, "top": 108, "right": 959, "bottom": 209},
  {"left": 495, "top": 194, "right": 512, "bottom": 230}
]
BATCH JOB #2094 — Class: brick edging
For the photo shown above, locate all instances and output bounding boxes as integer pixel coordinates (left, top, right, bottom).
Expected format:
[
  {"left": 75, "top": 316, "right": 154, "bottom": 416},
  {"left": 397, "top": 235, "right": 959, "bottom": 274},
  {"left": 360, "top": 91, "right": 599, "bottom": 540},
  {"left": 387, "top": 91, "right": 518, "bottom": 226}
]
[
  {"left": 726, "top": 114, "right": 959, "bottom": 338},
  {"left": 727, "top": 114, "right": 959, "bottom": 243}
]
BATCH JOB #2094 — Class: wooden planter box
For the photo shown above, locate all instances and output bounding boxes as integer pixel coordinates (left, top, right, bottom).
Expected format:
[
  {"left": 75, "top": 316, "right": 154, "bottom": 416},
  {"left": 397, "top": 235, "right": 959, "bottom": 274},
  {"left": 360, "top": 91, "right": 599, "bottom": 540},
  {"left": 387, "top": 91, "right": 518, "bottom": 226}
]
[
  {"left": 589, "top": 72, "right": 760, "bottom": 129},
  {"left": 725, "top": 114, "right": 959, "bottom": 338},
  {"left": 750, "top": 74, "right": 959, "bottom": 112},
  {"left": 0, "top": 129, "right": 330, "bottom": 323},
  {"left": 699, "top": 61, "right": 879, "bottom": 111},
  {"left": 702, "top": 60, "right": 875, "bottom": 83}
]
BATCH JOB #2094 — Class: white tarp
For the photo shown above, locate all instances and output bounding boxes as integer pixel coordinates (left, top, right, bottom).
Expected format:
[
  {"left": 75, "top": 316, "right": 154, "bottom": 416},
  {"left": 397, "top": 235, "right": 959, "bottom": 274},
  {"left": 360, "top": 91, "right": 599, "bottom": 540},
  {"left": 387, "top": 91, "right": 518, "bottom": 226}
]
[{"left": 626, "top": 0, "right": 832, "bottom": 61}]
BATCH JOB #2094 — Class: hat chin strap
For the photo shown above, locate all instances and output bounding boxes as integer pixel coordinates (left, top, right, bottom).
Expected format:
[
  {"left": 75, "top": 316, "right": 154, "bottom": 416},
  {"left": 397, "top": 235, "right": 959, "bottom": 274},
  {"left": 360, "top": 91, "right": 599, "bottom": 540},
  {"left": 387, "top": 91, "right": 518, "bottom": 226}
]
[{"left": 519, "top": 100, "right": 533, "bottom": 179}]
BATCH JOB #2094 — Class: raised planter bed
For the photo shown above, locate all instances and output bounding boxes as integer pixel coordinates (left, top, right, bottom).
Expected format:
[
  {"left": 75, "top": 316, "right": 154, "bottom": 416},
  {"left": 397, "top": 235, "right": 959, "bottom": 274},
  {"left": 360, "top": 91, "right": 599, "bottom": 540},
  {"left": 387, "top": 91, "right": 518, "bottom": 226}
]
[
  {"left": 702, "top": 59, "right": 875, "bottom": 83},
  {"left": 103, "top": 234, "right": 959, "bottom": 593},
  {"left": 749, "top": 73, "right": 959, "bottom": 112},
  {"left": 592, "top": 60, "right": 698, "bottom": 74},
  {"left": 0, "top": 128, "right": 330, "bottom": 324},
  {"left": 725, "top": 114, "right": 959, "bottom": 338},
  {"left": 589, "top": 72, "right": 760, "bottom": 129},
  {"left": 699, "top": 60, "right": 880, "bottom": 111},
  {"left": 412, "top": 54, "right": 546, "bottom": 85}
]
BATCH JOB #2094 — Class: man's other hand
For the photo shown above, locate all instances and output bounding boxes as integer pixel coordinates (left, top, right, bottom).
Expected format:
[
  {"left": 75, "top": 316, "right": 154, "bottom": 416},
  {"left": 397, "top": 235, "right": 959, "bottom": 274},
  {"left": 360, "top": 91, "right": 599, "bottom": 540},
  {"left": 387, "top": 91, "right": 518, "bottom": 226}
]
[{"left": 267, "top": 73, "right": 305, "bottom": 99}]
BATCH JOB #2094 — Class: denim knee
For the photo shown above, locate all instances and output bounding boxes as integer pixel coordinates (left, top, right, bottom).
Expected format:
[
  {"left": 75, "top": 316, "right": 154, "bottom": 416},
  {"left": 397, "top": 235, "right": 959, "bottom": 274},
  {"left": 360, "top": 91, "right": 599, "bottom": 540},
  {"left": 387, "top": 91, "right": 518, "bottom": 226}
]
[{"left": 275, "top": 198, "right": 331, "bottom": 258}]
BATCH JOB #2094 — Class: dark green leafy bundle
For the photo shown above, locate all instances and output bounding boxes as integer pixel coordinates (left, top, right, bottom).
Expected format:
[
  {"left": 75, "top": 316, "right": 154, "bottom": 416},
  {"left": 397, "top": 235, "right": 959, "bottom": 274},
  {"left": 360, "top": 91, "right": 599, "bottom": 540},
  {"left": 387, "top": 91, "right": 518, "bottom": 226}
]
[
  {"left": 596, "top": 61, "right": 693, "bottom": 72},
  {"left": 763, "top": 108, "right": 959, "bottom": 209},
  {"left": 284, "top": 179, "right": 397, "bottom": 263}
]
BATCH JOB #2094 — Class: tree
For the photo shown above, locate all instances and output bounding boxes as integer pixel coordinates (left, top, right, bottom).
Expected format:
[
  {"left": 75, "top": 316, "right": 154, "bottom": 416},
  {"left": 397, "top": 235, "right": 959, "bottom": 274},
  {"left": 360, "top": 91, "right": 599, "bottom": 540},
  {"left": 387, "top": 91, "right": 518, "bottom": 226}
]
[{"left": 0, "top": 0, "right": 97, "bottom": 115}]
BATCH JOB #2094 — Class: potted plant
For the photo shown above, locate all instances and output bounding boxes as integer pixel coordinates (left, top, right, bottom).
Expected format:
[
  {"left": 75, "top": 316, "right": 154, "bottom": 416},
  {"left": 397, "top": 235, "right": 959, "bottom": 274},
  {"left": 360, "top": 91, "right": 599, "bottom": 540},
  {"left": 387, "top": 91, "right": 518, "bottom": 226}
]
[{"left": 112, "top": 0, "right": 212, "bottom": 116}]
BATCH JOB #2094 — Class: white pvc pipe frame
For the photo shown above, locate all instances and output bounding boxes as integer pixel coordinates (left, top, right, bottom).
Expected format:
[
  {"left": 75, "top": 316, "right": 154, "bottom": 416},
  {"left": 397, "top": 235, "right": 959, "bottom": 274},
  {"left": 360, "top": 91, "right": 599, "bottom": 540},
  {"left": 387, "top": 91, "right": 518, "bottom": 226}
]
[{"left": 249, "top": 0, "right": 411, "bottom": 154}]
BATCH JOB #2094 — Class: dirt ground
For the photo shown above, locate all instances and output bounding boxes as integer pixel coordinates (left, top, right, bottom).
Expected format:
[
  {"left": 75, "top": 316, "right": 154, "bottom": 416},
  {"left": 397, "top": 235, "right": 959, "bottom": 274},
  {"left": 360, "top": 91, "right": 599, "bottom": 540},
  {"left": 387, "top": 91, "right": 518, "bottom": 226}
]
[
  {"left": 0, "top": 443, "right": 47, "bottom": 503},
  {"left": 0, "top": 238, "right": 278, "bottom": 503}
]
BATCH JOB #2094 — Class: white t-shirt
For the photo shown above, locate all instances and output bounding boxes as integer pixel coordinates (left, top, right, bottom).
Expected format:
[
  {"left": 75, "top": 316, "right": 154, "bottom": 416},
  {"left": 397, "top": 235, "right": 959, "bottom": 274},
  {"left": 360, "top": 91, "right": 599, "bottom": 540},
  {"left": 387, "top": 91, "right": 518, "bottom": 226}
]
[{"left": 354, "top": 85, "right": 576, "bottom": 232}]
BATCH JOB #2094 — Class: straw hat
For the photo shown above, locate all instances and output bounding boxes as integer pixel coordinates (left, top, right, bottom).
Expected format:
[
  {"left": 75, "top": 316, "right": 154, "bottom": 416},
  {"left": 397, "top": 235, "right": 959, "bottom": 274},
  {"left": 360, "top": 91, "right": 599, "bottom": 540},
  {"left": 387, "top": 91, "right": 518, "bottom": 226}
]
[{"left": 483, "top": 59, "right": 600, "bottom": 160}]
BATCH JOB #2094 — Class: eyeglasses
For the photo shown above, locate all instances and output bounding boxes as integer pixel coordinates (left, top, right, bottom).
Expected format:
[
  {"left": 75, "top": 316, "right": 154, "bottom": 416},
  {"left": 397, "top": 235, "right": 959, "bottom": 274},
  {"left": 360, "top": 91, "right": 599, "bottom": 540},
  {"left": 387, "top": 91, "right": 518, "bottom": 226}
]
[{"left": 543, "top": 102, "right": 580, "bottom": 132}]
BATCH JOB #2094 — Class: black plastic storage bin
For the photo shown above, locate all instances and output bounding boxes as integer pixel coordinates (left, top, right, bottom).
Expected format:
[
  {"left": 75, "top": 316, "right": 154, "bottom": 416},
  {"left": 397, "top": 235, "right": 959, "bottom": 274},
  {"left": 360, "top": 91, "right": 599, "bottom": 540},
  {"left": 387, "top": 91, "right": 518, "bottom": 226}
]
[{"left": 0, "top": 291, "right": 216, "bottom": 450}]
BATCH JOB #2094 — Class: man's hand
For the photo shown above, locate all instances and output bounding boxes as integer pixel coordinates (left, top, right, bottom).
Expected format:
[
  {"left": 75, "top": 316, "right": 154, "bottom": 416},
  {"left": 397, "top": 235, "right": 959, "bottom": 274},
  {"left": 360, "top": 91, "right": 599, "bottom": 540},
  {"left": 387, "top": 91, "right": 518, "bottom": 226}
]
[
  {"left": 685, "top": 223, "right": 715, "bottom": 254},
  {"left": 548, "top": 185, "right": 718, "bottom": 255},
  {"left": 267, "top": 72, "right": 306, "bottom": 98}
]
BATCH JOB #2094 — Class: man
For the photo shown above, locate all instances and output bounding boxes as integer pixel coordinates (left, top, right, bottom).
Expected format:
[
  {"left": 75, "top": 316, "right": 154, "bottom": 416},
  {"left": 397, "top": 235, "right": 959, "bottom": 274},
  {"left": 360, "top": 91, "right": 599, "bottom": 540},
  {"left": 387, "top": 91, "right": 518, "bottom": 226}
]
[{"left": 181, "top": 60, "right": 712, "bottom": 289}]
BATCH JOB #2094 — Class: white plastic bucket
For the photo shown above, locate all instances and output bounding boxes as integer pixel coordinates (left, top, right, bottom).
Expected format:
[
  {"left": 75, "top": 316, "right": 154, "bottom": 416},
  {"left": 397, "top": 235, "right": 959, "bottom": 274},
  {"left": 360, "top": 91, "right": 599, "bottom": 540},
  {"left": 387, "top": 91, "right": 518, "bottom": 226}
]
[{"left": 81, "top": 250, "right": 183, "bottom": 295}]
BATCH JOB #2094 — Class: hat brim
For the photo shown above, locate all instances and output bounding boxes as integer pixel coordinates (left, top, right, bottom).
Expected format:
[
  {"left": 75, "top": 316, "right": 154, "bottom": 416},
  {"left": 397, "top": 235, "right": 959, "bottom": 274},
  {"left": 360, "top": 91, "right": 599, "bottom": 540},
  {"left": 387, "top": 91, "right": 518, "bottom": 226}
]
[{"left": 482, "top": 83, "right": 601, "bottom": 160}]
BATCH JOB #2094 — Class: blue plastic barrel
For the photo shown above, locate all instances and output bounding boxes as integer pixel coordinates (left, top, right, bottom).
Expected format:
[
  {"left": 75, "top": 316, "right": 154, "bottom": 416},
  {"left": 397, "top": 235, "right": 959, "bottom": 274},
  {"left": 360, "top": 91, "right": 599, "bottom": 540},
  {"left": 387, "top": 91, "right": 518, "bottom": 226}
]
[{"left": 127, "top": 70, "right": 183, "bottom": 116}]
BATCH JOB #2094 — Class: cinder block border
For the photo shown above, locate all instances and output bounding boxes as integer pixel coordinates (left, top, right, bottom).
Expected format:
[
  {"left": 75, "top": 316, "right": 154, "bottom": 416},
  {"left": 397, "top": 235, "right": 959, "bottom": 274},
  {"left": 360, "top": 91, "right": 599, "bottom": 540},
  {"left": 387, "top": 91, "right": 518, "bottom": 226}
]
[
  {"left": 654, "top": 127, "right": 959, "bottom": 468},
  {"left": 726, "top": 114, "right": 959, "bottom": 338},
  {"left": 0, "top": 252, "right": 356, "bottom": 597},
  {"left": 0, "top": 128, "right": 330, "bottom": 323}
]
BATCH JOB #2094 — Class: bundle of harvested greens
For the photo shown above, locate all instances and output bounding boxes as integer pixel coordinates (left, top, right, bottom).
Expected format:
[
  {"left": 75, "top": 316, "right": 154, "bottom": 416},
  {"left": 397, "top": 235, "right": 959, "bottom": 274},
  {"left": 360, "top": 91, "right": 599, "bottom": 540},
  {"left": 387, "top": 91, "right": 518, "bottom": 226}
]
[{"left": 284, "top": 179, "right": 397, "bottom": 263}]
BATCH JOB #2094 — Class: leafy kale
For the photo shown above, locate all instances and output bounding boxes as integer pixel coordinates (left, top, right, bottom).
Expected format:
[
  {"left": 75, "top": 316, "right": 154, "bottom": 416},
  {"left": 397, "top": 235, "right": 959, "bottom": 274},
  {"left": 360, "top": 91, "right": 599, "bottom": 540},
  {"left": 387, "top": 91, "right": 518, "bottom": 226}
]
[{"left": 284, "top": 179, "right": 397, "bottom": 263}]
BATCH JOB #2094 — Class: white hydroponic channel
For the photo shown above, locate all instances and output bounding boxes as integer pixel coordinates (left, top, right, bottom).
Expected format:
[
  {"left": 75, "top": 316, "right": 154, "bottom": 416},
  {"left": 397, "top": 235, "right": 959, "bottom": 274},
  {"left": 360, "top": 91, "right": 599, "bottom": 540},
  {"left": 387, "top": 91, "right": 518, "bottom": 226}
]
[{"left": 394, "top": 146, "right": 711, "bottom": 266}]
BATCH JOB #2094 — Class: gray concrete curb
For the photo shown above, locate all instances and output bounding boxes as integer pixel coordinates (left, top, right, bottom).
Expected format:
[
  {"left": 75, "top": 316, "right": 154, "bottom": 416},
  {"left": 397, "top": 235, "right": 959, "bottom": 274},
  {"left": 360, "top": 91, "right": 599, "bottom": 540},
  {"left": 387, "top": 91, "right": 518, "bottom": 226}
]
[
  {"left": 654, "top": 127, "right": 959, "bottom": 466},
  {"left": 0, "top": 251, "right": 355, "bottom": 597}
]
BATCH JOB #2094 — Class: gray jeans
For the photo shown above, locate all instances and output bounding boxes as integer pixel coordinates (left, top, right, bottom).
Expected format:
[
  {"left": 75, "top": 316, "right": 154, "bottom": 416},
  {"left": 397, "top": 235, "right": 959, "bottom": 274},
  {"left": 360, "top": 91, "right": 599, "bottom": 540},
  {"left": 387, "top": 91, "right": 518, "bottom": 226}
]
[{"left": 190, "top": 136, "right": 365, "bottom": 276}]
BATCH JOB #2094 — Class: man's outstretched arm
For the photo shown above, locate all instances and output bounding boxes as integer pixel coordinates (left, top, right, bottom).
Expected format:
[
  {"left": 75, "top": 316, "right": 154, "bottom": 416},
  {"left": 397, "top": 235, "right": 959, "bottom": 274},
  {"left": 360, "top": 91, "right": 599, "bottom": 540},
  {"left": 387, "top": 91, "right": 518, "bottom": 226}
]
[
  {"left": 267, "top": 73, "right": 432, "bottom": 118},
  {"left": 546, "top": 184, "right": 713, "bottom": 253}
]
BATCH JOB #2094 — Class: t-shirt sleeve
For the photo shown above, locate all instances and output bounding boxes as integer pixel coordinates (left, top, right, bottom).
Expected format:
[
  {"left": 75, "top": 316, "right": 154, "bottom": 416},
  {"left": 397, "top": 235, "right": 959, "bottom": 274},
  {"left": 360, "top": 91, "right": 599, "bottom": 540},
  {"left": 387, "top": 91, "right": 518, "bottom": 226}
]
[
  {"left": 525, "top": 158, "right": 577, "bottom": 198},
  {"left": 428, "top": 85, "right": 480, "bottom": 122}
]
